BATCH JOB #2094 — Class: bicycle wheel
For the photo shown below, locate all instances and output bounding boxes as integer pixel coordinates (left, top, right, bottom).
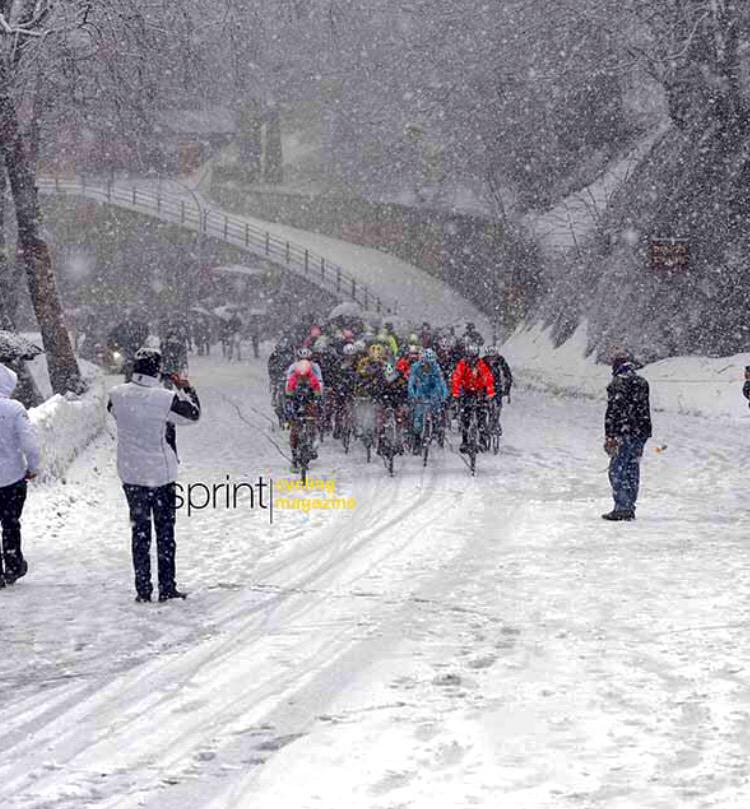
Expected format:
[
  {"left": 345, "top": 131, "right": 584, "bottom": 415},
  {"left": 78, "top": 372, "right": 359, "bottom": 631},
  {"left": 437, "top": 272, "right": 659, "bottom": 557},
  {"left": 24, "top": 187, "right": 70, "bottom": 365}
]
[
  {"left": 468, "top": 415, "right": 479, "bottom": 476},
  {"left": 422, "top": 412, "right": 432, "bottom": 467}
]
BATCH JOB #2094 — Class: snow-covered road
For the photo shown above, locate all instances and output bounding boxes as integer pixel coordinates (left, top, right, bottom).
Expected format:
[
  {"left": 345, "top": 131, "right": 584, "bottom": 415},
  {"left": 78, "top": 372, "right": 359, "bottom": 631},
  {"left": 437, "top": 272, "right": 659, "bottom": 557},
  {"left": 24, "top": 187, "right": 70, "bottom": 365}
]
[{"left": 3, "top": 354, "right": 750, "bottom": 809}]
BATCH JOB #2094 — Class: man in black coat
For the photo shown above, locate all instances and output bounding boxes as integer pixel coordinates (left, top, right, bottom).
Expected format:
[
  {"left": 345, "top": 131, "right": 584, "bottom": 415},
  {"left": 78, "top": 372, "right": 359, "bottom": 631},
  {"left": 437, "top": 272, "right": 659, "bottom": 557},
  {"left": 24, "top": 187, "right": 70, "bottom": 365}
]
[{"left": 603, "top": 355, "right": 652, "bottom": 521}]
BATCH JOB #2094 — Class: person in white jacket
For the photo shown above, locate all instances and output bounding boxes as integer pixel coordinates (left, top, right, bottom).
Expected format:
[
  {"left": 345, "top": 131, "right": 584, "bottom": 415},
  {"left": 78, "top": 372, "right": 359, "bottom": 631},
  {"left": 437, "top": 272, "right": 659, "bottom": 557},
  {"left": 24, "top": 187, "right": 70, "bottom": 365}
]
[
  {"left": 108, "top": 347, "right": 201, "bottom": 603},
  {"left": 0, "top": 362, "right": 41, "bottom": 587}
]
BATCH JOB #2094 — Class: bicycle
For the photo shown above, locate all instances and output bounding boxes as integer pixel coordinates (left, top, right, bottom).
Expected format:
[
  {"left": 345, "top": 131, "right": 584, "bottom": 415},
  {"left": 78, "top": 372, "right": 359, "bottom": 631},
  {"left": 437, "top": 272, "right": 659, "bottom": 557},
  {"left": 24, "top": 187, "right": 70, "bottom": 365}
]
[
  {"left": 458, "top": 396, "right": 486, "bottom": 476},
  {"left": 353, "top": 396, "right": 379, "bottom": 463},
  {"left": 336, "top": 397, "right": 355, "bottom": 454},
  {"left": 377, "top": 406, "right": 401, "bottom": 476},
  {"left": 487, "top": 397, "right": 503, "bottom": 455},
  {"left": 294, "top": 415, "right": 317, "bottom": 484},
  {"left": 271, "top": 381, "right": 286, "bottom": 429},
  {"left": 415, "top": 401, "right": 441, "bottom": 468}
]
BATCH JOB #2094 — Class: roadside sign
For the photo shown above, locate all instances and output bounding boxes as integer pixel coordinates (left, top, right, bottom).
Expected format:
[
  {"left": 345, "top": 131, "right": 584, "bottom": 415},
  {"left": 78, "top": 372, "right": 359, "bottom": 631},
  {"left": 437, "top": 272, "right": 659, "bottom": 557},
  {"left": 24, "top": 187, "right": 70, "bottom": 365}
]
[{"left": 651, "top": 238, "right": 689, "bottom": 272}]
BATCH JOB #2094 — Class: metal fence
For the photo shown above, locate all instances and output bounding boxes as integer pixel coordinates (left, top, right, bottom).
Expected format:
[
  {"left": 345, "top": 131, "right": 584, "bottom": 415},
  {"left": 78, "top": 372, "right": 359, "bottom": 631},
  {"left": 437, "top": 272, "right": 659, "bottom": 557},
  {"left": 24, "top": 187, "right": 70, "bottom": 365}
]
[{"left": 37, "top": 176, "right": 395, "bottom": 315}]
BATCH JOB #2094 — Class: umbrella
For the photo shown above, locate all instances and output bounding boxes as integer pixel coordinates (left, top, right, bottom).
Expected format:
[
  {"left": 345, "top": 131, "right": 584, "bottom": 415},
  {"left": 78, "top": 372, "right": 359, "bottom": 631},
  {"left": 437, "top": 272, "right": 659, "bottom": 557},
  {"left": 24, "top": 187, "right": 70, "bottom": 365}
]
[
  {"left": 329, "top": 302, "right": 364, "bottom": 320},
  {"left": 213, "top": 304, "right": 241, "bottom": 321},
  {"left": 189, "top": 306, "right": 215, "bottom": 317},
  {"left": 0, "top": 331, "right": 44, "bottom": 362},
  {"left": 382, "top": 316, "right": 413, "bottom": 338}
]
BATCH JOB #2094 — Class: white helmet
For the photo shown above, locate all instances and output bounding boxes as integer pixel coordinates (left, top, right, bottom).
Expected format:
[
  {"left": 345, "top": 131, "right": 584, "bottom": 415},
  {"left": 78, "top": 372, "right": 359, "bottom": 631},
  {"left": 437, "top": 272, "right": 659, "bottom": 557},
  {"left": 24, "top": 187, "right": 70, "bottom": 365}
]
[{"left": 342, "top": 342, "right": 357, "bottom": 356}]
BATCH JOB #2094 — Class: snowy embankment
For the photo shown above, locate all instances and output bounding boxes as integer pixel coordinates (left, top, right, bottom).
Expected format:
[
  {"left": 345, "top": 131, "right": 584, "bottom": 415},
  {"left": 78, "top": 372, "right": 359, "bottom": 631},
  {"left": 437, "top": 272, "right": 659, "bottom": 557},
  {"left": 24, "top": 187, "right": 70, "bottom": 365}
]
[
  {"left": 27, "top": 356, "right": 108, "bottom": 481},
  {"left": 503, "top": 323, "right": 750, "bottom": 420},
  {"left": 523, "top": 123, "right": 670, "bottom": 255}
]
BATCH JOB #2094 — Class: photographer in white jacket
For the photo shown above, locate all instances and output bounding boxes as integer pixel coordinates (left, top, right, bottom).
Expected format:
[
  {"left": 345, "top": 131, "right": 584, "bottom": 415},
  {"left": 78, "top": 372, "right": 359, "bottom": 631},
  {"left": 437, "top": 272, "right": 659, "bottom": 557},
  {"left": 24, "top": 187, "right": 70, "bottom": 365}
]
[
  {"left": 0, "top": 362, "right": 41, "bottom": 587},
  {"left": 108, "top": 347, "right": 200, "bottom": 603}
]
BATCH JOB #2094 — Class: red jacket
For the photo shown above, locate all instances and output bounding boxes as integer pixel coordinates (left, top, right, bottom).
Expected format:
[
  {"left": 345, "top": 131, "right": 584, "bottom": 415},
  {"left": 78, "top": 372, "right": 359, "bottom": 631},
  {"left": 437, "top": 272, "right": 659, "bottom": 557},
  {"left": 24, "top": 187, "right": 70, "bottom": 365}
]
[
  {"left": 451, "top": 359, "right": 495, "bottom": 398},
  {"left": 396, "top": 357, "right": 412, "bottom": 378},
  {"left": 286, "top": 370, "right": 322, "bottom": 395}
]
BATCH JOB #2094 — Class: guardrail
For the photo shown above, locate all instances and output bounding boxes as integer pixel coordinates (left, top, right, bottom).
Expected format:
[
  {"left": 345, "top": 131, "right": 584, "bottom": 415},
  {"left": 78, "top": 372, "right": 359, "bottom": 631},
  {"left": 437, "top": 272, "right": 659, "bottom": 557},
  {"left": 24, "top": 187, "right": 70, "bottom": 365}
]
[{"left": 38, "top": 176, "right": 396, "bottom": 315}]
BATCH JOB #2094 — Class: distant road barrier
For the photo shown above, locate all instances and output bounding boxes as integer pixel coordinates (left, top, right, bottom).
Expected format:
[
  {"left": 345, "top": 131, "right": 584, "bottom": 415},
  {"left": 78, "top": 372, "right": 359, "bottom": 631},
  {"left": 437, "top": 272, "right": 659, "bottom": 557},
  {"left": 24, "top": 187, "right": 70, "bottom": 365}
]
[{"left": 38, "top": 176, "right": 396, "bottom": 314}]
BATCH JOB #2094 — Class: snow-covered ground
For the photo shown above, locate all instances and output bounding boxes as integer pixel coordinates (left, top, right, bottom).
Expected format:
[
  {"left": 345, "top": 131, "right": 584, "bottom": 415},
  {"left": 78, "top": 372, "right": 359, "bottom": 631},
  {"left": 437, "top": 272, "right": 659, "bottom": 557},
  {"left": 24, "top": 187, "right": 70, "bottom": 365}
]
[{"left": 4, "top": 343, "right": 750, "bottom": 809}]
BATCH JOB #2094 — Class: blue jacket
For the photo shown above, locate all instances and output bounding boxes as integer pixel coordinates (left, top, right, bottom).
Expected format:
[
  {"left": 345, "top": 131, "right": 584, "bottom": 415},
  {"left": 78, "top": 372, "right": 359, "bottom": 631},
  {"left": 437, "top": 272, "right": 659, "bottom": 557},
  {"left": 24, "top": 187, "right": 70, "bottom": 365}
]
[{"left": 408, "top": 359, "right": 448, "bottom": 405}]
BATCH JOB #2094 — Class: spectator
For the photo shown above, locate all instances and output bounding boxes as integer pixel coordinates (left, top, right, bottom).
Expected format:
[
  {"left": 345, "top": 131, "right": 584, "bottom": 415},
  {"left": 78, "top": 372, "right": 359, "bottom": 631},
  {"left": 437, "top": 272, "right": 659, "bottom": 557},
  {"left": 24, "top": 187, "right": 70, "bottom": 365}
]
[
  {"left": 0, "top": 362, "right": 40, "bottom": 587},
  {"left": 603, "top": 354, "right": 652, "bottom": 521},
  {"left": 108, "top": 348, "right": 201, "bottom": 602}
]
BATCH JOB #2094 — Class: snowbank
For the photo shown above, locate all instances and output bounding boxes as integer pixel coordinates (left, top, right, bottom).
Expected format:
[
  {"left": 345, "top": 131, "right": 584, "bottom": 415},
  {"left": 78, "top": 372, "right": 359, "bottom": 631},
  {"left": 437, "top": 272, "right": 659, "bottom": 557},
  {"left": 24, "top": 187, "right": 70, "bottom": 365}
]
[
  {"left": 29, "top": 362, "right": 108, "bottom": 481},
  {"left": 523, "top": 124, "right": 670, "bottom": 255},
  {"left": 503, "top": 322, "right": 750, "bottom": 421}
]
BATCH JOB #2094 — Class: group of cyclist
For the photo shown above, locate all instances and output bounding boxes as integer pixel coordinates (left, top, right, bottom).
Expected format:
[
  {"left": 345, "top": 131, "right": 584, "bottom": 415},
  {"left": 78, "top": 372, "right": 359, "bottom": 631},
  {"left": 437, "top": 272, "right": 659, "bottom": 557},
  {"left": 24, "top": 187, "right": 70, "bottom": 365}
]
[{"left": 268, "top": 317, "right": 513, "bottom": 473}]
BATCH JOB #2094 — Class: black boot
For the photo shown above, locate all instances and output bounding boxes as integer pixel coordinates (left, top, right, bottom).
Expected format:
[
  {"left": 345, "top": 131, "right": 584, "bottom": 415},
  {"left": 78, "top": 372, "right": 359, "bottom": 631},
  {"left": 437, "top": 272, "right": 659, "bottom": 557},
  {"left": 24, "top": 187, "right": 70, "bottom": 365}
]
[
  {"left": 4, "top": 558, "right": 28, "bottom": 585},
  {"left": 601, "top": 510, "right": 635, "bottom": 522},
  {"left": 159, "top": 588, "right": 188, "bottom": 602}
]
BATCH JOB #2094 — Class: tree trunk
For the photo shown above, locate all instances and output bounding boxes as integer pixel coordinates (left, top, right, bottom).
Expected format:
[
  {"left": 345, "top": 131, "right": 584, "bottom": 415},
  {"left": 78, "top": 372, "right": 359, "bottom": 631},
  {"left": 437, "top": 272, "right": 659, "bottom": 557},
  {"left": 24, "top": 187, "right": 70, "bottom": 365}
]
[
  {"left": 0, "top": 163, "right": 43, "bottom": 407},
  {"left": 0, "top": 93, "right": 84, "bottom": 395},
  {"left": 238, "top": 99, "right": 263, "bottom": 184},
  {"left": 0, "top": 163, "right": 14, "bottom": 331},
  {"left": 264, "top": 105, "right": 284, "bottom": 185}
]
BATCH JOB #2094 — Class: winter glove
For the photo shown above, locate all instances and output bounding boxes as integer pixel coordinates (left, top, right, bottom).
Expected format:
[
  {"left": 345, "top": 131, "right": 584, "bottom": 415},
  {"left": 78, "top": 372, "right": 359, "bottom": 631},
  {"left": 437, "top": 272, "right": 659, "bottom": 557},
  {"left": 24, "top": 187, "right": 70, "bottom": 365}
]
[{"left": 604, "top": 436, "right": 621, "bottom": 458}]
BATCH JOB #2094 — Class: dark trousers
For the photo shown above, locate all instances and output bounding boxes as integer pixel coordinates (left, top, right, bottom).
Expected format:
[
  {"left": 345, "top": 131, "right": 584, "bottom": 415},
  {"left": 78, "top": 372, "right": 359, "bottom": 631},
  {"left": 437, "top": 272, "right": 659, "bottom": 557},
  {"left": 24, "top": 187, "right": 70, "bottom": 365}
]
[
  {"left": 123, "top": 483, "right": 177, "bottom": 597},
  {"left": 0, "top": 480, "right": 27, "bottom": 578},
  {"left": 609, "top": 436, "right": 646, "bottom": 514}
]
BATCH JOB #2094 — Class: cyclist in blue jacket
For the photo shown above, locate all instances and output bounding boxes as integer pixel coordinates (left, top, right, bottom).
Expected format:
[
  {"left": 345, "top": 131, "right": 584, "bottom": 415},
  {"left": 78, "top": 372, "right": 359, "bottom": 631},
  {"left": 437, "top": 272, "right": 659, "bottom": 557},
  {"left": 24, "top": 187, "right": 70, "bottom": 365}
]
[{"left": 408, "top": 348, "right": 448, "bottom": 452}]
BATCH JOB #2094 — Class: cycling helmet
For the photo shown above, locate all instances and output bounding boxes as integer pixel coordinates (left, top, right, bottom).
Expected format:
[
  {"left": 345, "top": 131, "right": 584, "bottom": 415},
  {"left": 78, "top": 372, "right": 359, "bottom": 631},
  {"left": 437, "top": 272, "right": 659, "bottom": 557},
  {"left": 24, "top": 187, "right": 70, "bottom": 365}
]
[
  {"left": 384, "top": 362, "right": 399, "bottom": 382},
  {"left": 484, "top": 345, "right": 498, "bottom": 356},
  {"left": 408, "top": 333, "right": 419, "bottom": 345},
  {"left": 408, "top": 343, "right": 421, "bottom": 357},
  {"left": 295, "top": 359, "right": 312, "bottom": 376},
  {"left": 342, "top": 342, "right": 357, "bottom": 356},
  {"left": 296, "top": 347, "right": 313, "bottom": 360},
  {"left": 353, "top": 339, "right": 366, "bottom": 353},
  {"left": 437, "top": 336, "right": 451, "bottom": 350},
  {"left": 368, "top": 343, "right": 385, "bottom": 361},
  {"left": 313, "top": 336, "right": 330, "bottom": 352},
  {"left": 133, "top": 347, "right": 162, "bottom": 378},
  {"left": 465, "top": 344, "right": 480, "bottom": 358},
  {"left": 423, "top": 348, "right": 437, "bottom": 363}
]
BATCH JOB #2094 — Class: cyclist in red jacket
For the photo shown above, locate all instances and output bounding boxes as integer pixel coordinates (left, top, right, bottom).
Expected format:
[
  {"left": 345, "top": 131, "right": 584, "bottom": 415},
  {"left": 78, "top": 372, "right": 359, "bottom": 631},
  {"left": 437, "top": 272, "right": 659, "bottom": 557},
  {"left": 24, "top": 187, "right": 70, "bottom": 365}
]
[{"left": 450, "top": 344, "right": 496, "bottom": 452}]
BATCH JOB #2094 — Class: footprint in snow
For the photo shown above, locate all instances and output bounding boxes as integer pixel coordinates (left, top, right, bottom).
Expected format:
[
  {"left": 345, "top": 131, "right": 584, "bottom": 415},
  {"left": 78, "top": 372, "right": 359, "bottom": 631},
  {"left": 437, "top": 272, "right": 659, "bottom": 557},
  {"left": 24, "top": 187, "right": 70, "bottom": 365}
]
[
  {"left": 467, "top": 654, "right": 497, "bottom": 670},
  {"left": 432, "top": 672, "right": 462, "bottom": 687}
]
